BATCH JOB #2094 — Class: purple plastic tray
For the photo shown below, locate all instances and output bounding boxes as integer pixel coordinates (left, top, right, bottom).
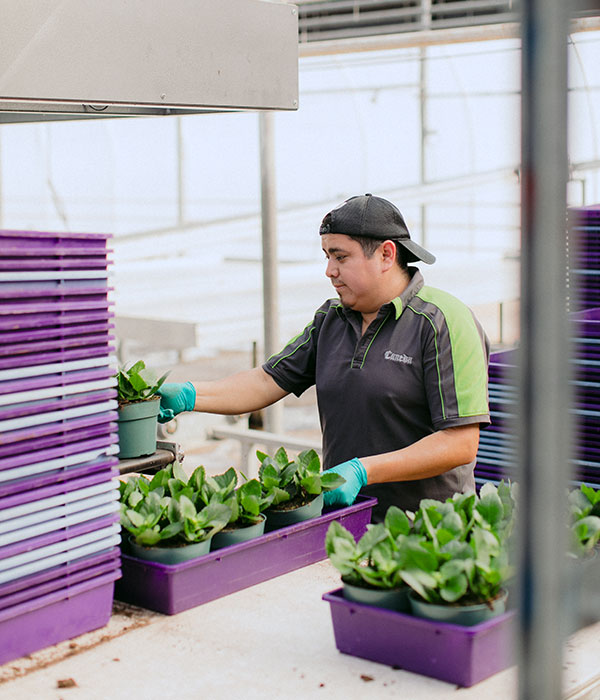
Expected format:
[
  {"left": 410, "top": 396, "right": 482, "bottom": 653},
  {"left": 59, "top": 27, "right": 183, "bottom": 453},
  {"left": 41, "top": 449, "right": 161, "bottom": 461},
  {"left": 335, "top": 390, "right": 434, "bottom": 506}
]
[
  {"left": 0, "top": 556, "right": 120, "bottom": 611},
  {"left": 0, "top": 332, "right": 114, "bottom": 358},
  {"left": 0, "top": 421, "right": 117, "bottom": 458},
  {"left": 0, "top": 572, "right": 118, "bottom": 666},
  {"left": 0, "top": 457, "right": 118, "bottom": 498},
  {"left": 0, "top": 411, "right": 118, "bottom": 447},
  {"left": 0, "top": 344, "right": 115, "bottom": 370},
  {"left": 0, "top": 298, "right": 111, "bottom": 315},
  {"left": 0, "top": 230, "right": 111, "bottom": 248},
  {"left": 0, "top": 285, "right": 111, "bottom": 300},
  {"left": 116, "top": 496, "right": 376, "bottom": 615},
  {"left": 0, "top": 547, "right": 119, "bottom": 598},
  {"left": 0, "top": 365, "right": 114, "bottom": 394},
  {"left": 0, "top": 513, "right": 119, "bottom": 560},
  {"left": 0, "top": 467, "right": 118, "bottom": 510},
  {"left": 0, "top": 310, "right": 114, "bottom": 332},
  {"left": 0, "top": 434, "right": 118, "bottom": 472},
  {"left": 323, "top": 588, "right": 516, "bottom": 687},
  {"left": 0, "top": 389, "right": 116, "bottom": 420},
  {"left": 0, "top": 321, "right": 114, "bottom": 346}
]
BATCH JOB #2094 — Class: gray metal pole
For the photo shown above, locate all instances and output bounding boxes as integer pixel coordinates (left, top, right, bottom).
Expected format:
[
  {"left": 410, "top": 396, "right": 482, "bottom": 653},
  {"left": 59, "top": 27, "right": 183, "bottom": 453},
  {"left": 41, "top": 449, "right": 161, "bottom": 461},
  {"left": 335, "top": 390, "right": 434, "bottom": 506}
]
[
  {"left": 518, "top": 1, "right": 571, "bottom": 698},
  {"left": 176, "top": 117, "right": 185, "bottom": 227},
  {"left": 419, "top": 1, "right": 431, "bottom": 249},
  {"left": 419, "top": 45, "right": 428, "bottom": 251},
  {"left": 259, "top": 111, "right": 283, "bottom": 433}
]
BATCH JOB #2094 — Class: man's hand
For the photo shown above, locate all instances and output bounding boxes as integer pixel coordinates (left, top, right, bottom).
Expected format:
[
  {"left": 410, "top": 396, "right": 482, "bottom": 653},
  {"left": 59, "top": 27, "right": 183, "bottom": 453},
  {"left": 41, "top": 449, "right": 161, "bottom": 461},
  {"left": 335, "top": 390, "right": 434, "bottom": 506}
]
[
  {"left": 323, "top": 458, "right": 368, "bottom": 507},
  {"left": 156, "top": 381, "right": 196, "bottom": 423}
]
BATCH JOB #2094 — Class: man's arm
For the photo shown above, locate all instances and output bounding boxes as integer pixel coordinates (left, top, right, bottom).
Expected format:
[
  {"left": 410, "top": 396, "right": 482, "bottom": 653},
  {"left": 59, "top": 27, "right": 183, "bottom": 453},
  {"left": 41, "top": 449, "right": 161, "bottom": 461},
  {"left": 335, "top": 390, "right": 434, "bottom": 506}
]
[
  {"left": 191, "top": 366, "right": 289, "bottom": 415},
  {"left": 361, "top": 424, "right": 480, "bottom": 484},
  {"left": 323, "top": 425, "right": 481, "bottom": 507}
]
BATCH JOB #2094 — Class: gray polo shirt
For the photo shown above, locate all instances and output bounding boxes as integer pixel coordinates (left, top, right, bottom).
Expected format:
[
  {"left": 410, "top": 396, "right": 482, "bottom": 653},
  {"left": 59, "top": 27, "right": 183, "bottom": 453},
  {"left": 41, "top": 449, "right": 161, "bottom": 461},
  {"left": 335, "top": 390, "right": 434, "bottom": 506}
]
[{"left": 263, "top": 268, "right": 490, "bottom": 520}]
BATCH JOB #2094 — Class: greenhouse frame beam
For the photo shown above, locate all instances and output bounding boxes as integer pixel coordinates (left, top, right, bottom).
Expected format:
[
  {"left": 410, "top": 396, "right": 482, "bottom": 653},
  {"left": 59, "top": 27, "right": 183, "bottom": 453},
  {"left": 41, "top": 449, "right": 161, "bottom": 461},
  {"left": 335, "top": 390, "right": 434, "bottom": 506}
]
[{"left": 298, "top": 16, "right": 600, "bottom": 56}]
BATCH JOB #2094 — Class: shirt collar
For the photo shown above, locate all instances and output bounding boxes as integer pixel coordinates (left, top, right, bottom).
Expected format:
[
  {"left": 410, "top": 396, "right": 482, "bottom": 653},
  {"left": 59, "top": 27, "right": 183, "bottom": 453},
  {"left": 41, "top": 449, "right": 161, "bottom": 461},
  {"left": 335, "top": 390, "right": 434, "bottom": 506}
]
[{"left": 389, "top": 267, "right": 424, "bottom": 319}]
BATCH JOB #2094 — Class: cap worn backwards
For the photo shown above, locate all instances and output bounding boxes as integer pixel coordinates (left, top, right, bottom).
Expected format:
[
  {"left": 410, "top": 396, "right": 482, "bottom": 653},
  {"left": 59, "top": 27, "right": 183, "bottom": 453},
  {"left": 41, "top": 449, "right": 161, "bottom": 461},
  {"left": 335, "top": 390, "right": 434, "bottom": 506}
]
[{"left": 319, "top": 193, "right": 436, "bottom": 265}]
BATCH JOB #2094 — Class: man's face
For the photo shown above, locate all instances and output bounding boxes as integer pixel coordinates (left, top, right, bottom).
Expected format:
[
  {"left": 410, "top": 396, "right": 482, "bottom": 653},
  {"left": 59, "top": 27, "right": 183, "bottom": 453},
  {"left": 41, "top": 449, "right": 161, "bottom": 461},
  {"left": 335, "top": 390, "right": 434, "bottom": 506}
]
[{"left": 321, "top": 233, "right": 382, "bottom": 313}]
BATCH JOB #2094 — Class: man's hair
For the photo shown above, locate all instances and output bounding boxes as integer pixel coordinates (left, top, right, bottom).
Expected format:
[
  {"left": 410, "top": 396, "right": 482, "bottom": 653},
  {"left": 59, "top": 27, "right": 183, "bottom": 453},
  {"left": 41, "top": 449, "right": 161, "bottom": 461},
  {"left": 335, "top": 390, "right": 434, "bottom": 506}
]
[{"left": 350, "top": 234, "right": 409, "bottom": 271}]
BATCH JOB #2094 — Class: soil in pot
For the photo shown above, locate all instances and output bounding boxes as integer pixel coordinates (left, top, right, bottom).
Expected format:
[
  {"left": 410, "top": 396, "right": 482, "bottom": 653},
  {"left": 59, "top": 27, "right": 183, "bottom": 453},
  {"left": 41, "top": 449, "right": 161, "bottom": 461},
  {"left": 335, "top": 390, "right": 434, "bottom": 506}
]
[
  {"left": 117, "top": 396, "right": 160, "bottom": 459},
  {"left": 210, "top": 514, "right": 266, "bottom": 550},
  {"left": 264, "top": 493, "right": 324, "bottom": 531},
  {"left": 342, "top": 578, "right": 410, "bottom": 612},
  {"left": 128, "top": 535, "right": 211, "bottom": 564},
  {"left": 408, "top": 589, "right": 508, "bottom": 626}
]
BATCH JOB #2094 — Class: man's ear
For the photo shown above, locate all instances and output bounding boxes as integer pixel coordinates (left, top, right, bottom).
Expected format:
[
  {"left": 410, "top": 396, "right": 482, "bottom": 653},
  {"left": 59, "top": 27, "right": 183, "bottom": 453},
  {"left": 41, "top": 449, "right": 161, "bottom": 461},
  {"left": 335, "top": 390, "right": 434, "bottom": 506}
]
[{"left": 380, "top": 240, "right": 397, "bottom": 270}]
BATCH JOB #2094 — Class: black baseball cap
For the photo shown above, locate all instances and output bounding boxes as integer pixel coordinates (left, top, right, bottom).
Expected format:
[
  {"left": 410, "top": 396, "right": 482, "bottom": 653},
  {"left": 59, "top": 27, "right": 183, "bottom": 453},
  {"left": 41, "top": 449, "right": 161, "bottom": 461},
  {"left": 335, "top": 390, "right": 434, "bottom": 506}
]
[{"left": 319, "top": 193, "right": 436, "bottom": 265}]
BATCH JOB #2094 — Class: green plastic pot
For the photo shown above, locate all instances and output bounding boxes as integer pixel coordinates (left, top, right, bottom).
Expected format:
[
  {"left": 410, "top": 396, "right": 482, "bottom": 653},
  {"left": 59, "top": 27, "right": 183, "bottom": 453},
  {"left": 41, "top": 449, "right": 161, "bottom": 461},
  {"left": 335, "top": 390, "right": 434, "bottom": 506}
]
[
  {"left": 117, "top": 396, "right": 160, "bottom": 459},
  {"left": 264, "top": 493, "right": 324, "bottom": 531},
  {"left": 211, "top": 514, "right": 266, "bottom": 550},
  {"left": 342, "top": 579, "right": 410, "bottom": 612},
  {"left": 129, "top": 536, "right": 211, "bottom": 564},
  {"left": 408, "top": 589, "right": 508, "bottom": 627}
]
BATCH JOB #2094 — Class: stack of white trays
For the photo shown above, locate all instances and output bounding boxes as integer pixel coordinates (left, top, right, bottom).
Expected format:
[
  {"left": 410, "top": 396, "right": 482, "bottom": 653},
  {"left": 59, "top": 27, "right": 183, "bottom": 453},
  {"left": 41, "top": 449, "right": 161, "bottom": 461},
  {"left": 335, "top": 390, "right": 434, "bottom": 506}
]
[{"left": 0, "top": 229, "right": 121, "bottom": 665}]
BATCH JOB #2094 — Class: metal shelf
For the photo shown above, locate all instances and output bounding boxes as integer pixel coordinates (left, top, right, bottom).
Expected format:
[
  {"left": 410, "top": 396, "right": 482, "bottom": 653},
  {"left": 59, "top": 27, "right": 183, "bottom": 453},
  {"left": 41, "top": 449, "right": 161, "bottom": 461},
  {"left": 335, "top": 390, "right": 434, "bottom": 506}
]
[{"left": 118, "top": 441, "right": 183, "bottom": 476}]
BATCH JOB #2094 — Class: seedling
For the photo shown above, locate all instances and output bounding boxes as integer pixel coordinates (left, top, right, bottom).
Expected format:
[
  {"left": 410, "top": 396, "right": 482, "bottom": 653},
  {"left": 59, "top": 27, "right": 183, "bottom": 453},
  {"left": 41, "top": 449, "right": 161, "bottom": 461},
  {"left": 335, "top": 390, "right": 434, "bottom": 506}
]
[{"left": 115, "top": 360, "right": 169, "bottom": 405}]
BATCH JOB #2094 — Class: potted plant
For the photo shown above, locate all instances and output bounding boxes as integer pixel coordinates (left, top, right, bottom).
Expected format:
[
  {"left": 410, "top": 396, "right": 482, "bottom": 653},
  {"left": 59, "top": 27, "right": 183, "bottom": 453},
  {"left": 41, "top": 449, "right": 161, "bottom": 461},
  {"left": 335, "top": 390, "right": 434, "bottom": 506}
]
[
  {"left": 115, "top": 360, "right": 169, "bottom": 459},
  {"left": 257, "top": 447, "right": 346, "bottom": 529},
  {"left": 568, "top": 483, "right": 600, "bottom": 557},
  {"left": 325, "top": 506, "right": 412, "bottom": 612},
  {"left": 189, "top": 465, "right": 274, "bottom": 549},
  {"left": 399, "top": 481, "right": 517, "bottom": 626},
  {"left": 119, "top": 462, "right": 231, "bottom": 563}
]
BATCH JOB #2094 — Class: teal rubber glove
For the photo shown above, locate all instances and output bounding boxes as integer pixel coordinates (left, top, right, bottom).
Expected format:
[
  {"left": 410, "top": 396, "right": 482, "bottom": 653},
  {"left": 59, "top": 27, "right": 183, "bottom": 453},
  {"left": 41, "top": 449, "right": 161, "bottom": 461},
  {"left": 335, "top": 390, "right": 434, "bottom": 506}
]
[
  {"left": 323, "top": 458, "right": 368, "bottom": 508},
  {"left": 156, "top": 381, "right": 196, "bottom": 423}
]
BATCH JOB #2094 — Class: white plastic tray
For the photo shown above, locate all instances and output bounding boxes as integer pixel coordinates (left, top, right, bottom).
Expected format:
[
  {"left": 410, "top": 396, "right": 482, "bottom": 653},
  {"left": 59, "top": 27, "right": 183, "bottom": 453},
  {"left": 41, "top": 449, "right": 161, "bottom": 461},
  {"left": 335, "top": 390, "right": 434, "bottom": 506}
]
[
  {"left": 0, "top": 524, "right": 121, "bottom": 577},
  {"left": 0, "top": 378, "right": 117, "bottom": 407},
  {"left": 0, "top": 480, "right": 117, "bottom": 522},
  {"left": 0, "top": 271, "right": 109, "bottom": 282},
  {"left": 0, "top": 532, "right": 121, "bottom": 585},
  {"left": 0, "top": 445, "right": 120, "bottom": 483},
  {"left": 0, "top": 500, "right": 120, "bottom": 547},
  {"left": 0, "top": 356, "right": 117, "bottom": 382},
  {"left": 0, "top": 399, "right": 118, "bottom": 433}
]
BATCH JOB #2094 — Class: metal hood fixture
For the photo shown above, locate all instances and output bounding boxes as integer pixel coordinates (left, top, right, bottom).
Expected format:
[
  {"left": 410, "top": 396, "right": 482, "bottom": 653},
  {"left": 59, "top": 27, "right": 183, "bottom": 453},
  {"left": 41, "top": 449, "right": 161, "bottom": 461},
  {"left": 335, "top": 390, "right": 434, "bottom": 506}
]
[{"left": 0, "top": 0, "right": 299, "bottom": 123}]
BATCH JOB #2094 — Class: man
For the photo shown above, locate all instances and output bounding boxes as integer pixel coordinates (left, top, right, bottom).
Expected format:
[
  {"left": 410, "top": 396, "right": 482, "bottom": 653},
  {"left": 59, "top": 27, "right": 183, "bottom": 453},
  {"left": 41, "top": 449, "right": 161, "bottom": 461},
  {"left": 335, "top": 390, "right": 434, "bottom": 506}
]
[{"left": 157, "top": 194, "right": 490, "bottom": 521}]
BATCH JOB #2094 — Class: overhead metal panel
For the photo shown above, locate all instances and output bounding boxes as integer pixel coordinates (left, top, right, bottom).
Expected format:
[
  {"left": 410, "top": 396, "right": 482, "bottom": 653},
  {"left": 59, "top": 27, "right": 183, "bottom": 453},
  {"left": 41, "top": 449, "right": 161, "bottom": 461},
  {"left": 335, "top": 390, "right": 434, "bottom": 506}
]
[{"left": 0, "top": 0, "right": 299, "bottom": 122}]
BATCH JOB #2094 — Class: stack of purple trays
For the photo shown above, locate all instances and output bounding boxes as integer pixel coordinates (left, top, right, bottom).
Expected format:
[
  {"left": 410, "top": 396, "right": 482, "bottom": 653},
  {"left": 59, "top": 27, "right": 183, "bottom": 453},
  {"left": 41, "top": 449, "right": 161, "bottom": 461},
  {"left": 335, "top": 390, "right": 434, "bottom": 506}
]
[
  {"left": 568, "top": 205, "right": 600, "bottom": 312},
  {"left": 476, "top": 309, "right": 600, "bottom": 489},
  {"left": 0, "top": 230, "right": 121, "bottom": 665}
]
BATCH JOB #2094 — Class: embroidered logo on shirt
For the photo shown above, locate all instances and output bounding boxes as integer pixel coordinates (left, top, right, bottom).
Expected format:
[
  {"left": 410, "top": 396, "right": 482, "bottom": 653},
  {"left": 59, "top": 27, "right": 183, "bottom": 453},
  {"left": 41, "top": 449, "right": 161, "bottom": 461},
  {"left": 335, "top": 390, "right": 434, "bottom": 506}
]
[{"left": 384, "top": 350, "right": 413, "bottom": 365}]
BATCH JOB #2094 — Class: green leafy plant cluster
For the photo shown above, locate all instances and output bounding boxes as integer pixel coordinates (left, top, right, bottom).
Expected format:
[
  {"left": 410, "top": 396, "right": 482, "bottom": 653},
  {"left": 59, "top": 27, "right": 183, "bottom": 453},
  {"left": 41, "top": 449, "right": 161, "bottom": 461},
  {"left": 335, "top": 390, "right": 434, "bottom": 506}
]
[
  {"left": 326, "top": 481, "right": 518, "bottom": 607},
  {"left": 115, "top": 360, "right": 169, "bottom": 405},
  {"left": 326, "top": 506, "right": 411, "bottom": 590},
  {"left": 568, "top": 483, "right": 600, "bottom": 556},
  {"left": 119, "top": 461, "right": 272, "bottom": 547},
  {"left": 191, "top": 464, "right": 273, "bottom": 526},
  {"left": 256, "top": 447, "right": 346, "bottom": 508}
]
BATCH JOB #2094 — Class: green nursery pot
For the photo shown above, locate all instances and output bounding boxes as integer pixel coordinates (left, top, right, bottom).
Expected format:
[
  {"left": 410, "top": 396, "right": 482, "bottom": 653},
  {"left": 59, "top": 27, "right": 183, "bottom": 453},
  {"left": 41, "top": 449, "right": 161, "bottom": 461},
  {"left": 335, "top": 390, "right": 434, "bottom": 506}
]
[
  {"left": 210, "top": 514, "right": 266, "bottom": 550},
  {"left": 129, "top": 536, "right": 211, "bottom": 564},
  {"left": 342, "top": 580, "right": 410, "bottom": 612},
  {"left": 408, "top": 589, "right": 508, "bottom": 627},
  {"left": 117, "top": 396, "right": 160, "bottom": 459},
  {"left": 264, "top": 493, "right": 324, "bottom": 531}
]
